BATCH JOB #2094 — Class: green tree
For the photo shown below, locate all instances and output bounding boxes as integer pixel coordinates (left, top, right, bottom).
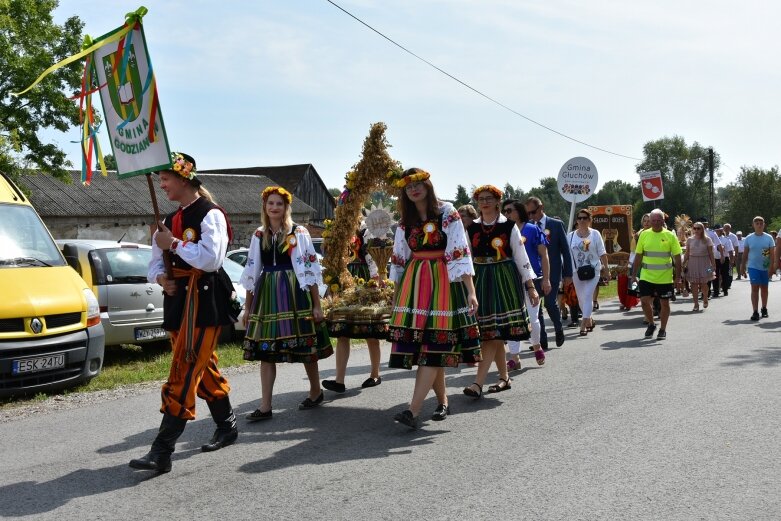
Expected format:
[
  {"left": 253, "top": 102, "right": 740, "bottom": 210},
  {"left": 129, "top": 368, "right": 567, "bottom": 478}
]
[
  {"left": 328, "top": 187, "right": 341, "bottom": 198},
  {"left": 453, "top": 184, "right": 470, "bottom": 207},
  {"left": 528, "top": 177, "right": 569, "bottom": 222},
  {"left": 722, "top": 166, "right": 781, "bottom": 231},
  {"left": 0, "top": 0, "right": 84, "bottom": 183},
  {"left": 591, "top": 179, "right": 641, "bottom": 206},
  {"left": 103, "top": 153, "right": 117, "bottom": 170},
  {"left": 502, "top": 182, "right": 526, "bottom": 202},
  {"left": 635, "top": 136, "right": 718, "bottom": 223}
]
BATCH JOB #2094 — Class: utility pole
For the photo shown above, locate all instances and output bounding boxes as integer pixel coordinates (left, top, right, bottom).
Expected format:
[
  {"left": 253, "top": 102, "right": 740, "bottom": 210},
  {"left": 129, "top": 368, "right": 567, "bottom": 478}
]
[{"left": 709, "top": 147, "right": 714, "bottom": 224}]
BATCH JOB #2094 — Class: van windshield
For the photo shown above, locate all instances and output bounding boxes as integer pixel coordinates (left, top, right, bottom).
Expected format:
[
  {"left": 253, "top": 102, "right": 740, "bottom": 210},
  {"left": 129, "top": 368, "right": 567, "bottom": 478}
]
[{"left": 0, "top": 203, "right": 65, "bottom": 267}]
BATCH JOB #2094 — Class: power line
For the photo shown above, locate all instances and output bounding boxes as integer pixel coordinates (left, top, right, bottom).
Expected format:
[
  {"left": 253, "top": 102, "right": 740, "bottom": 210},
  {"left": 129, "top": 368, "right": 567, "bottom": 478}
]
[{"left": 325, "top": 0, "right": 642, "bottom": 161}]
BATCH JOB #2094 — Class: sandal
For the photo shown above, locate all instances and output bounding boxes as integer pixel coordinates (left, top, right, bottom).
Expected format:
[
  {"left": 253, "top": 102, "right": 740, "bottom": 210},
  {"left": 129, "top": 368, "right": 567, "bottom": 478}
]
[
  {"left": 534, "top": 349, "right": 546, "bottom": 366},
  {"left": 692, "top": 304, "right": 700, "bottom": 312},
  {"left": 462, "top": 382, "right": 483, "bottom": 399},
  {"left": 587, "top": 319, "right": 596, "bottom": 332},
  {"left": 487, "top": 378, "right": 512, "bottom": 393},
  {"left": 593, "top": 300, "right": 600, "bottom": 310},
  {"left": 507, "top": 359, "right": 521, "bottom": 371},
  {"left": 579, "top": 329, "right": 588, "bottom": 336}
]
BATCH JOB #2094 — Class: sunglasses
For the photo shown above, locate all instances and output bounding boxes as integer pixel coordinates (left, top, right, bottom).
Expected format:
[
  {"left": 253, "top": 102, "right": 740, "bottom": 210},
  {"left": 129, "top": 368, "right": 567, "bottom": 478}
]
[
  {"left": 577, "top": 216, "right": 590, "bottom": 220},
  {"left": 502, "top": 208, "right": 514, "bottom": 214}
]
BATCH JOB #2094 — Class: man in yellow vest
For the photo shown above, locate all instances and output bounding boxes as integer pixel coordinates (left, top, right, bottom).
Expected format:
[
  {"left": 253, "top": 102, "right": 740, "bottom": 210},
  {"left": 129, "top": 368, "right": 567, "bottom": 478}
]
[{"left": 630, "top": 209, "right": 682, "bottom": 340}]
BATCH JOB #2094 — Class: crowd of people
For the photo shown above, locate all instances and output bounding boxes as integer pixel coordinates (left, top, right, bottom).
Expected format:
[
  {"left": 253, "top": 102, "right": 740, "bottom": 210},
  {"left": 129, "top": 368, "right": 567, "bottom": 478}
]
[{"left": 128, "top": 156, "right": 778, "bottom": 473}]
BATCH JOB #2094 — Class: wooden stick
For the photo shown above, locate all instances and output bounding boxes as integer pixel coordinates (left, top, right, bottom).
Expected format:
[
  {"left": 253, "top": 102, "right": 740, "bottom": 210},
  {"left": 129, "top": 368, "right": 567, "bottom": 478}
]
[{"left": 146, "top": 173, "right": 174, "bottom": 278}]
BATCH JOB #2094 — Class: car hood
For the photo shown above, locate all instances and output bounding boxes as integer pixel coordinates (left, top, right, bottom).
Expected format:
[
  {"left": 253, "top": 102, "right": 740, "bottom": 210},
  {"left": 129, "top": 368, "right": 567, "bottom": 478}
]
[{"left": 0, "top": 266, "right": 86, "bottom": 318}]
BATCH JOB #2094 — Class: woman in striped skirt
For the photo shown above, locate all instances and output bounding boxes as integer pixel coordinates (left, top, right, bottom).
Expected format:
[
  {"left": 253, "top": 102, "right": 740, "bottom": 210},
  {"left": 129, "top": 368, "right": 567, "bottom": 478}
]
[
  {"left": 463, "top": 185, "right": 538, "bottom": 397},
  {"left": 388, "top": 168, "right": 479, "bottom": 429},
  {"left": 240, "top": 187, "right": 333, "bottom": 420}
]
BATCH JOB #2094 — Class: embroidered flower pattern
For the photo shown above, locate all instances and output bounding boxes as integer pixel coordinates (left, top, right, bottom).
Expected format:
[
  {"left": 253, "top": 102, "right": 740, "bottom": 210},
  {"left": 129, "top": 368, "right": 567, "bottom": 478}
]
[{"left": 444, "top": 246, "right": 470, "bottom": 262}]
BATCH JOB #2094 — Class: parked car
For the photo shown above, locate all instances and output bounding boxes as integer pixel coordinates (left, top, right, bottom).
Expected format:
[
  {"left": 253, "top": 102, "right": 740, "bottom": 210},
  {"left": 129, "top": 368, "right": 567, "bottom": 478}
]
[
  {"left": 220, "top": 256, "right": 247, "bottom": 342},
  {"left": 1, "top": 173, "right": 104, "bottom": 397},
  {"left": 56, "top": 240, "right": 168, "bottom": 348}
]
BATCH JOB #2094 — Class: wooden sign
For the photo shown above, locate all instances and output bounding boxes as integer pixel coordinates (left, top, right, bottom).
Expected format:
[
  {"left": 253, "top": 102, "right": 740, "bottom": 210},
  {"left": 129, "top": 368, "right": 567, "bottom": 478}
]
[{"left": 587, "top": 205, "right": 634, "bottom": 264}]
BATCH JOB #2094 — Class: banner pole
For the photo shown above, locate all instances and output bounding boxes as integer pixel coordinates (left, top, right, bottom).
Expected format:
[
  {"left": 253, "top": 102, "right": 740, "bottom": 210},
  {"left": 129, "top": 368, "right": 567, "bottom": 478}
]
[{"left": 147, "top": 173, "right": 174, "bottom": 278}]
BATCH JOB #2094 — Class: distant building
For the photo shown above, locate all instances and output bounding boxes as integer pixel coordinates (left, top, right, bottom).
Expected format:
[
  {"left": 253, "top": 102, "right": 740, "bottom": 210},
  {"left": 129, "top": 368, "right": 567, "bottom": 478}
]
[
  {"left": 18, "top": 170, "right": 317, "bottom": 248},
  {"left": 200, "top": 164, "right": 335, "bottom": 224}
]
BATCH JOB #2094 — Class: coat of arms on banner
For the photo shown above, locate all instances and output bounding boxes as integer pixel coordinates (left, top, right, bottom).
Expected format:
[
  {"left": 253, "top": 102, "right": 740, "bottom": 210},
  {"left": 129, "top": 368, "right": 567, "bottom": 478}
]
[
  {"left": 92, "top": 23, "right": 171, "bottom": 178},
  {"left": 640, "top": 170, "right": 664, "bottom": 202}
]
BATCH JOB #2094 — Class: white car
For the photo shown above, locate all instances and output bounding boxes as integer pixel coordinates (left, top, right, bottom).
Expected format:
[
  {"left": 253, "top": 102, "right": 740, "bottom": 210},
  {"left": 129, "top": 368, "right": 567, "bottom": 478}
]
[{"left": 226, "top": 245, "right": 327, "bottom": 298}]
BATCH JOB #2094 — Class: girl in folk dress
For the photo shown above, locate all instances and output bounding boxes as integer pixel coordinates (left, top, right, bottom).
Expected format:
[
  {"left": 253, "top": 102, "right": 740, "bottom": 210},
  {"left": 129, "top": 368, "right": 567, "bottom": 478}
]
[
  {"left": 388, "top": 168, "right": 479, "bottom": 429},
  {"left": 240, "top": 187, "right": 333, "bottom": 420},
  {"left": 463, "top": 187, "right": 538, "bottom": 397}
]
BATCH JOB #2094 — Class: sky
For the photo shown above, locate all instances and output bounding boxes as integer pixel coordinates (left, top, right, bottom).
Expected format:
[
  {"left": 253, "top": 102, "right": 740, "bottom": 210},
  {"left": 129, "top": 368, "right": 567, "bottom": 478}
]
[{"left": 47, "top": 0, "right": 781, "bottom": 200}]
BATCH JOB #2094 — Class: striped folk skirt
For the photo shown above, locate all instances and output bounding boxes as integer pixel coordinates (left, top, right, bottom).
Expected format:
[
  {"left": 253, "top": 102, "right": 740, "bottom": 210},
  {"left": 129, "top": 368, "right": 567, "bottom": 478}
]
[
  {"left": 243, "top": 265, "right": 333, "bottom": 363},
  {"left": 473, "top": 259, "right": 531, "bottom": 341},
  {"left": 388, "top": 250, "right": 480, "bottom": 369}
]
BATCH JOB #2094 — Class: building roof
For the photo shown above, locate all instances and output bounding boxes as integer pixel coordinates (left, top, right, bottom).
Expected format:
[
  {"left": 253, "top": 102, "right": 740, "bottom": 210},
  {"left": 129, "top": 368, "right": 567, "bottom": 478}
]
[
  {"left": 201, "top": 164, "right": 334, "bottom": 205},
  {"left": 18, "top": 170, "right": 315, "bottom": 218}
]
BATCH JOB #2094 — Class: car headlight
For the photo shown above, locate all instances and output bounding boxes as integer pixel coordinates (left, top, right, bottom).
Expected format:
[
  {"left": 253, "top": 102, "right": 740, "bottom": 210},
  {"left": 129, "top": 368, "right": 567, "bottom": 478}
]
[{"left": 83, "top": 288, "right": 101, "bottom": 327}]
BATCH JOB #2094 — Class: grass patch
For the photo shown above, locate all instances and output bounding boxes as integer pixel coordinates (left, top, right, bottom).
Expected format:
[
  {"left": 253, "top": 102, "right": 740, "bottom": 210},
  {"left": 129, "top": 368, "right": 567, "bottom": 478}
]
[
  {"left": 596, "top": 280, "right": 618, "bottom": 300},
  {"left": 0, "top": 341, "right": 248, "bottom": 408}
]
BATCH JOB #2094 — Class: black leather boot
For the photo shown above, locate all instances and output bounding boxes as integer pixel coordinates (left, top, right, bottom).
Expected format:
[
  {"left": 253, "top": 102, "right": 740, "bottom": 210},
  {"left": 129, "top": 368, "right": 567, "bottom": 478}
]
[
  {"left": 201, "top": 397, "right": 238, "bottom": 452},
  {"left": 129, "top": 414, "right": 187, "bottom": 473}
]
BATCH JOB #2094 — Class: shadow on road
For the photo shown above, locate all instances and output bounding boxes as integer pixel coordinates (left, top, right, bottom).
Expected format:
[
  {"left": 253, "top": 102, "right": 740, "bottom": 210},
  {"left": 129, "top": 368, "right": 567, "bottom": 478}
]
[
  {"left": 0, "top": 463, "right": 155, "bottom": 517},
  {"left": 721, "top": 346, "right": 781, "bottom": 368},
  {"left": 601, "top": 338, "right": 661, "bottom": 350},
  {"left": 235, "top": 396, "right": 499, "bottom": 475}
]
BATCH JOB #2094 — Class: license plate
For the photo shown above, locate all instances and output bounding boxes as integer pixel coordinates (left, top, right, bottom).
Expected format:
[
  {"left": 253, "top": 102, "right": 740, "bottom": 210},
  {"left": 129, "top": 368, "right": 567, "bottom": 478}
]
[
  {"left": 135, "top": 327, "right": 168, "bottom": 341},
  {"left": 12, "top": 353, "right": 66, "bottom": 375}
]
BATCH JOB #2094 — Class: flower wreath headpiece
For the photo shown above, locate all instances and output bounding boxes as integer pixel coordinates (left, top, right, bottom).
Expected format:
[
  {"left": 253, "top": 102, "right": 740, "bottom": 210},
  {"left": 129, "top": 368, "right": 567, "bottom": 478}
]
[
  {"left": 262, "top": 186, "right": 293, "bottom": 205},
  {"left": 170, "top": 152, "right": 196, "bottom": 180},
  {"left": 394, "top": 169, "right": 431, "bottom": 188},
  {"left": 472, "top": 184, "right": 503, "bottom": 201}
]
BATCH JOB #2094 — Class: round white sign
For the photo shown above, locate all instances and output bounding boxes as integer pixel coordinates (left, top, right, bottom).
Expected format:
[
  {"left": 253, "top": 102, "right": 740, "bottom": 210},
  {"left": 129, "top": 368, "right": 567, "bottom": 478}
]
[{"left": 557, "top": 157, "right": 598, "bottom": 203}]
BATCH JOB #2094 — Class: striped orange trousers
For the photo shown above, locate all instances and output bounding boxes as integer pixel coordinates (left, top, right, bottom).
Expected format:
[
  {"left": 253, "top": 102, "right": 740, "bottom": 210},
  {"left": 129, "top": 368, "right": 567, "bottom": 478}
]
[{"left": 160, "top": 326, "right": 231, "bottom": 420}]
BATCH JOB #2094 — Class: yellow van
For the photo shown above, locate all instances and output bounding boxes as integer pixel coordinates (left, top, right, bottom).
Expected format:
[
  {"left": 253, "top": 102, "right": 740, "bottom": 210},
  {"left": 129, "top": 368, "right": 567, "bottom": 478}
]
[{"left": 0, "top": 172, "right": 105, "bottom": 396}]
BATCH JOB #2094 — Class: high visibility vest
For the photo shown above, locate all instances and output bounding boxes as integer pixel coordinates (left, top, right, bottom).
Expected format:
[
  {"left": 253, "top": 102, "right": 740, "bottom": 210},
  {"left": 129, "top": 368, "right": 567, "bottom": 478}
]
[{"left": 636, "top": 229, "right": 682, "bottom": 284}]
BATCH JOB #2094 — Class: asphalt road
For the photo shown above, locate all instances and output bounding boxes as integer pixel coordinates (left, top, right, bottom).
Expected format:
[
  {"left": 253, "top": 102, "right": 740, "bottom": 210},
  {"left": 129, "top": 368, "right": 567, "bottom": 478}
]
[{"left": 1, "top": 277, "right": 779, "bottom": 520}]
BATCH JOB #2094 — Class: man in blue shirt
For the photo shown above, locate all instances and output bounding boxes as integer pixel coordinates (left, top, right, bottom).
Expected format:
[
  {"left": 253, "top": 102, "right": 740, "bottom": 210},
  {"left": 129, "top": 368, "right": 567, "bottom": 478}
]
[{"left": 741, "top": 216, "right": 776, "bottom": 320}]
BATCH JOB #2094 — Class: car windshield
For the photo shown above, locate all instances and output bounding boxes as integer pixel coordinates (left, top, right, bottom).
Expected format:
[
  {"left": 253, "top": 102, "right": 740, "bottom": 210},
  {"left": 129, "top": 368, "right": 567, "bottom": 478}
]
[
  {"left": 227, "top": 250, "right": 248, "bottom": 266},
  {"left": 0, "top": 203, "right": 65, "bottom": 267},
  {"left": 96, "top": 248, "right": 152, "bottom": 284},
  {"left": 222, "top": 257, "right": 244, "bottom": 282}
]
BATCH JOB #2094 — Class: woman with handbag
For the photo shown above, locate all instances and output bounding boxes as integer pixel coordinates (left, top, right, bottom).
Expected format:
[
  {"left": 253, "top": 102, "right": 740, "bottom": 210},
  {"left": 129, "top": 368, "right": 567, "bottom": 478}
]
[{"left": 567, "top": 209, "right": 610, "bottom": 336}]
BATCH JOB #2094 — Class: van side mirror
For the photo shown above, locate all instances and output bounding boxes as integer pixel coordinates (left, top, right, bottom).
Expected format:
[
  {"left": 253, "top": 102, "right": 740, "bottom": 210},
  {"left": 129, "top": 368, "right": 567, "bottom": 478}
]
[{"left": 61, "top": 243, "right": 82, "bottom": 276}]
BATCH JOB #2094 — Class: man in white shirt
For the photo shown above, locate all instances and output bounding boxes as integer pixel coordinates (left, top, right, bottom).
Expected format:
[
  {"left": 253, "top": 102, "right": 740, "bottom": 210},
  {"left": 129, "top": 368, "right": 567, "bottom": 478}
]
[
  {"left": 734, "top": 230, "right": 745, "bottom": 279},
  {"left": 723, "top": 223, "right": 739, "bottom": 280},
  {"left": 716, "top": 224, "right": 735, "bottom": 296},
  {"left": 700, "top": 218, "right": 725, "bottom": 297}
]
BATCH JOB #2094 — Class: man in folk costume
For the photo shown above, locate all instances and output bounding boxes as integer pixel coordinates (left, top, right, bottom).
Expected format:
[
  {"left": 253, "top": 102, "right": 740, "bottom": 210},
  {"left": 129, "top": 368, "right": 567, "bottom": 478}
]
[{"left": 130, "top": 152, "right": 238, "bottom": 473}]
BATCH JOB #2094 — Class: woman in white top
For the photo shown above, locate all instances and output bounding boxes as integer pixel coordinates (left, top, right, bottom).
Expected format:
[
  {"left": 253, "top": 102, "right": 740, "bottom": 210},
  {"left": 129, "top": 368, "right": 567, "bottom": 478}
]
[{"left": 567, "top": 209, "right": 610, "bottom": 336}]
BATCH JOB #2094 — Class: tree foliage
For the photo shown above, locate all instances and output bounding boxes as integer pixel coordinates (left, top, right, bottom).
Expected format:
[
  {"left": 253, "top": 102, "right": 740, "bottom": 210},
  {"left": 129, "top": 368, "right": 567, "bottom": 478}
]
[
  {"left": 453, "top": 184, "right": 470, "bottom": 207},
  {"left": 721, "top": 166, "right": 781, "bottom": 231},
  {"left": 0, "top": 0, "right": 84, "bottom": 182},
  {"left": 635, "top": 136, "right": 718, "bottom": 223},
  {"left": 527, "top": 177, "right": 569, "bottom": 221}
]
